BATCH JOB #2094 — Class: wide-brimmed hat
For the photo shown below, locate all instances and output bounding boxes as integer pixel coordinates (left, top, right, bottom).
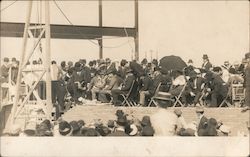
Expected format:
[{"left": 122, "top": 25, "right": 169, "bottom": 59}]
[
  {"left": 202, "top": 54, "right": 209, "bottom": 59},
  {"left": 59, "top": 121, "right": 72, "bottom": 136},
  {"left": 195, "top": 106, "right": 204, "bottom": 113}
]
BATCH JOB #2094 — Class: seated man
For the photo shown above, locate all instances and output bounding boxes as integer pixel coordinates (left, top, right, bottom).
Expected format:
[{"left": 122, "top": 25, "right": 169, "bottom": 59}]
[
  {"left": 111, "top": 68, "right": 135, "bottom": 106},
  {"left": 184, "top": 70, "right": 205, "bottom": 106},
  {"left": 88, "top": 70, "right": 107, "bottom": 101},
  {"left": 98, "top": 70, "right": 123, "bottom": 103},
  {"left": 205, "top": 68, "right": 229, "bottom": 107},
  {"left": 138, "top": 73, "right": 153, "bottom": 106}
]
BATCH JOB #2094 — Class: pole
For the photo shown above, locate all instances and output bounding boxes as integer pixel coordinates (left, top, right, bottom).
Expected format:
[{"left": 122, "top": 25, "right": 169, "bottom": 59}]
[
  {"left": 10, "top": 0, "right": 33, "bottom": 125},
  {"left": 45, "top": 0, "right": 52, "bottom": 114},
  {"left": 99, "top": 0, "right": 103, "bottom": 59},
  {"left": 134, "top": 0, "right": 139, "bottom": 61}
]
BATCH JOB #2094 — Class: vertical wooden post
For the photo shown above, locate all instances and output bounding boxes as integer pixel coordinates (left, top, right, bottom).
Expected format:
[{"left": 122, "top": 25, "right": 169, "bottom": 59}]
[
  {"left": 10, "top": 0, "right": 33, "bottom": 125},
  {"left": 99, "top": 0, "right": 103, "bottom": 59},
  {"left": 45, "top": 0, "right": 52, "bottom": 113},
  {"left": 134, "top": 0, "right": 139, "bottom": 61}
]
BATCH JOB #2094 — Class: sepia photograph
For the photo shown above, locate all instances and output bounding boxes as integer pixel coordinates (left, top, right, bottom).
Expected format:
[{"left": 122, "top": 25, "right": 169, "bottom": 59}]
[{"left": 0, "top": 0, "right": 249, "bottom": 156}]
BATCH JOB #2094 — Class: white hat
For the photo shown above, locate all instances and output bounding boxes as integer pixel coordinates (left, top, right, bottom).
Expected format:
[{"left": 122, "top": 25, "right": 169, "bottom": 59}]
[{"left": 219, "top": 125, "right": 231, "bottom": 134}]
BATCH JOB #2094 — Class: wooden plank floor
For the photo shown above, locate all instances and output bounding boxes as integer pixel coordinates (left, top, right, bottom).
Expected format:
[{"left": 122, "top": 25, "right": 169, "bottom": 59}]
[{"left": 62, "top": 104, "right": 250, "bottom": 136}]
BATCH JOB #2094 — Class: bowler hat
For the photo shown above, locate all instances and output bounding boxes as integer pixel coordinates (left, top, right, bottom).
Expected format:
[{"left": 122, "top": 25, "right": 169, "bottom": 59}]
[
  {"left": 202, "top": 54, "right": 209, "bottom": 59},
  {"left": 195, "top": 106, "right": 204, "bottom": 113}
]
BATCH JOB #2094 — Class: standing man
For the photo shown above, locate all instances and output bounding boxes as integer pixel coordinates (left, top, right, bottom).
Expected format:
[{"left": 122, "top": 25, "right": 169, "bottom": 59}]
[
  {"left": 201, "top": 54, "right": 212, "bottom": 72},
  {"left": 195, "top": 106, "right": 208, "bottom": 136}
]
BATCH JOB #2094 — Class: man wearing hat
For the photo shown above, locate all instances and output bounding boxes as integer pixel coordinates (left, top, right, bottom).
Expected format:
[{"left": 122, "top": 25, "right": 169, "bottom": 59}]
[
  {"left": 117, "top": 59, "right": 128, "bottom": 79},
  {"left": 201, "top": 54, "right": 212, "bottom": 72},
  {"left": 184, "top": 59, "right": 195, "bottom": 76},
  {"left": 111, "top": 67, "right": 136, "bottom": 106},
  {"left": 206, "top": 68, "right": 228, "bottom": 107},
  {"left": 195, "top": 106, "right": 208, "bottom": 136}
]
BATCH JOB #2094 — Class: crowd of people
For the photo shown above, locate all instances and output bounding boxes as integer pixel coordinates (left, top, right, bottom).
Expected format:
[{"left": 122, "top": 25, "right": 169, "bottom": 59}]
[
  {"left": 1, "top": 52, "right": 250, "bottom": 137},
  {"left": 5, "top": 106, "right": 241, "bottom": 137},
  {"left": 1, "top": 52, "right": 250, "bottom": 114}
]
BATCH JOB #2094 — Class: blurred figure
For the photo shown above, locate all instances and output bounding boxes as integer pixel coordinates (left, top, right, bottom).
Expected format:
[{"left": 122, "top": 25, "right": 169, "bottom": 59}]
[{"left": 242, "top": 52, "right": 250, "bottom": 112}]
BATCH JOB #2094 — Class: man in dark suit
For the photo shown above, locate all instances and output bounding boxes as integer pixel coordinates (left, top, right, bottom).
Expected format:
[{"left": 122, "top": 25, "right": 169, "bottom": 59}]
[
  {"left": 201, "top": 54, "right": 212, "bottom": 72},
  {"left": 195, "top": 106, "right": 208, "bottom": 136},
  {"left": 111, "top": 67, "right": 135, "bottom": 106},
  {"left": 242, "top": 52, "right": 250, "bottom": 112},
  {"left": 205, "top": 69, "right": 228, "bottom": 107},
  {"left": 185, "top": 70, "right": 205, "bottom": 106}
]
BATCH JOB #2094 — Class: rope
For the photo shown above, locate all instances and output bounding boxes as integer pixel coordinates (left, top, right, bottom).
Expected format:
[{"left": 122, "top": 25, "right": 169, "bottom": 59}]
[
  {"left": 0, "top": 0, "right": 18, "bottom": 12},
  {"left": 53, "top": 0, "right": 130, "bottom": 49}
]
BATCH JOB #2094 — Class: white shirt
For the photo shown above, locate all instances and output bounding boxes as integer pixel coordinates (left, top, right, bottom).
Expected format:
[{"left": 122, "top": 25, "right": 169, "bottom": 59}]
[{"left": 172, "top": 75, "right": 186, "bottom": 86}]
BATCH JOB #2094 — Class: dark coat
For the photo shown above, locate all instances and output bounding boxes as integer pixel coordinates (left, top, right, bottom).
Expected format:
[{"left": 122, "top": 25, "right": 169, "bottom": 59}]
[
  {"left": 202, "top": 61, "right": 212, "bottom": 72},
  {"left": 187, "top": 77, "right": 205, "bottom": 93},
  {"left": 107, "top": 130, "right": 128, "bottom": 136},
  {"left": 197, "top": 116, "right": 208, "bottom": 136},
  {"left": 210, "top": 74, "right": 228, "bottom": 97},
  {"left": 81, "top": 66, "right": 92, "bottom": 83},
  {"left": 140, "top": 76, "right": 152, "bottom": 91},
  {"left": 117, "top": 66, "right": 126, "bottom": 79},
  {"left": 121, "top": 73, "right": 136, "bottom": 91}
]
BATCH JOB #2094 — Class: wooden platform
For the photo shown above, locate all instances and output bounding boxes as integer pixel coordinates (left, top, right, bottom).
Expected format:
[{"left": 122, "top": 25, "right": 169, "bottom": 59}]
[{"left": 62, "top": 105, "right": 250, "bottom": 136}]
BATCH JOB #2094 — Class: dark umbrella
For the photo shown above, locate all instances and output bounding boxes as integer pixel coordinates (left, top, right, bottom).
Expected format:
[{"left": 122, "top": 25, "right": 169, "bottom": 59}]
[{"left": 159, "top": 55, "right": 187, "bottom": 71}]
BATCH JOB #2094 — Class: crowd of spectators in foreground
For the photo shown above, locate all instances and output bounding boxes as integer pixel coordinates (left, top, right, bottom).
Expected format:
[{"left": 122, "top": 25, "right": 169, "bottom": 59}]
[{"left": 6, "top": 106, "right": 248, "bottom": 137}]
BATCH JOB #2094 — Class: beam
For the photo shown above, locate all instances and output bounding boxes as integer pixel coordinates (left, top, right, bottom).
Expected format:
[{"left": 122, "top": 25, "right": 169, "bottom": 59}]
[
  {"left": 98, "top": 0, "right": 103, "bottom": 59},
  {"left": 0, "top": 22, "right": 136, "bottom": 39},
  {"left": 134, "top": 0, "right": 139, "bottom": 61}
]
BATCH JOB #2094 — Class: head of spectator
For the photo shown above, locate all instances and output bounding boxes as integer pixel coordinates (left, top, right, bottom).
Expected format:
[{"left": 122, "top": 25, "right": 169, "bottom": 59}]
[
  {"left": 116, "top": 114, "right": 128, "bottom": 127},
  {"left": 105, "top": 58, "right": 111, "bottom": 65},
  {"left": 11, "top": 57, "right": 18, "bottom": 68},
  {"left": 77, "top": 120, "right": 85, "bottom": 129},
  {"left": 245, "top": 52, "right": 250, "bottom": 63},
  {"left": 92, "top": 60, "right": 97, "bottom": 66},
  {"left": 69, "top": 121, "right": 81, "bottom": 136},
  {"left": 107, "top": 120, "right": 115, "bottom": 129},
  {"left": 74, "top": 62, "right": 81, "bottom": 72},
  {"left": 195, "top": 106, "right": 205, "bottom": 118},
  {"left": 36, "top": 120, "right": 53, "bottom": 136},
  {"left": 37, "top": 58, "right": 42, "bottom": 64},
  {"left": 79, "top": 59, "right": 87, "bottom": 67},
  {"left": 120, "top": 59, "right": 128, "bottom": 67},
  {"left": 213, "top": 66, "right": 223, "bottom": 76},
  {"left": 228, "top": 68, "right": 236, "bottom": 75},
  {"left": 61, "top": 61, "right": 66, "bottom": 69},
  {"left": 152, "top": 59, "right": 158, "bottom": 67},
  {"left": 223, "top": 61, "right": 230, "bottom": 68},
  {"left": 202, "top": 54, "right": 209, "bottom": 62},
  {"left": 67, "top": 61, "right": 73, "bottom": 68},
  {"left": 59, "top": 121, "right": 72, "bottom": 136},
  {"left": 51, "top": 60, "right": 56, "bottom": 65},
  {"left": 141, "top": 116, "right": 151, "bottom": 127},
  {"left": 141, "top": 58, "right": 148, "bottom": 65},
  {"left": 187, "top": 59, "right": 193, "bottom": 66},
  {"left": 3, "top": 57, "right": 9, "bottom": 66},
  {"left": 89, "top": 61, "right": 94, "bottom": 68}
]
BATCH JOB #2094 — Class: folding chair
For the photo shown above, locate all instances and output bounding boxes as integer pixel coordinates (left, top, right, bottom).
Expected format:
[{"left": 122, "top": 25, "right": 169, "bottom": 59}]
[
  {"left": 172, "top": 83, "right": 187, "bottom": 107},
  {"left": 120, "top": 80, "right": 135, "bottom": 107},
  {"left": 148, "top": 82, "right": 174, "bottom": 107},
  {"left": 219, "top": 87, "right": 232, "bottom": 107},
  {"left": 231, "top": 83, "right": 245, "bottom": 107}
]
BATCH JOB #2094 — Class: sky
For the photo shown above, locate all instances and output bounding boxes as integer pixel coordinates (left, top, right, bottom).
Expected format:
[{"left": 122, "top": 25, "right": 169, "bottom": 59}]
[{"left": 0, "top": 0, "right": 249, "bottom": 67}]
